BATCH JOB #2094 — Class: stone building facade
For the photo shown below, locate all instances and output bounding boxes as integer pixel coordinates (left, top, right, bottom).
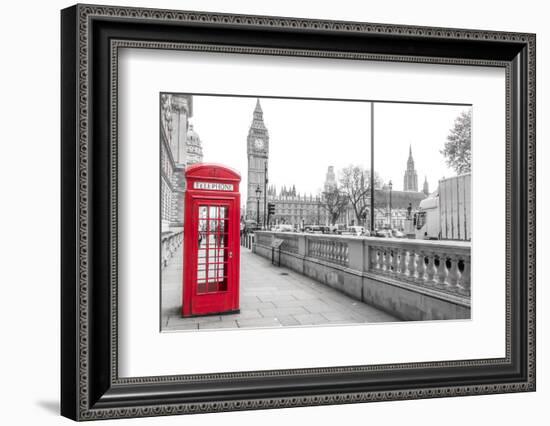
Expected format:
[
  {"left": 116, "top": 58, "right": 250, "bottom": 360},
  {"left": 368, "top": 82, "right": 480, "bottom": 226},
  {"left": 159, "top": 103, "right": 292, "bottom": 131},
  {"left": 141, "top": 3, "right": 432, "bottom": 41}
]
[
  {"left": 160, "top": 93, "right": 203, "bottom": 232},
  {"left": 266, "top": 185, "right": 322, "bottom": 227}
]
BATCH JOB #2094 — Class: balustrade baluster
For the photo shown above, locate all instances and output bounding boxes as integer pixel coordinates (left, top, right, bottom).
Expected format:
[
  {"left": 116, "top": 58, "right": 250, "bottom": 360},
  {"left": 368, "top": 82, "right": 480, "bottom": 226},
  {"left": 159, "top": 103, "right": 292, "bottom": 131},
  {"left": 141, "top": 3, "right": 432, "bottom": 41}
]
[
  {"left": 416, "top": 251, "right": 426, "bottom": 282},
  {"left": 447, "top": 256, "right": 460, "bottom": 288},
  {"left": 342, "top": 243, "right": 347, "bottom": 265},
  {"left": 391, "top": 248, "right": 398, "bottom": 273},
  {"left": 384, "top": 248, "right": 392, "bottom": 272},
  {"left": 369, "top": 246, "right": 378, "bottom": 271},
  {"left": 425, "top": 254, "right": 436, "bottom": 283},
  {"left": 408, "top": 250, "right": 416, "bottom": 278},
  {"left": 378, "top": 248, "right": 384, "bottom": 271},
  {"left": 436, "top": 255, "right": 448, "bottom": 286},
  {"left": 399, "top": 249, "right": 408, "bottom": 275},
  {"left": 459, "top": 258, "right": 471, "bottom": 294}
]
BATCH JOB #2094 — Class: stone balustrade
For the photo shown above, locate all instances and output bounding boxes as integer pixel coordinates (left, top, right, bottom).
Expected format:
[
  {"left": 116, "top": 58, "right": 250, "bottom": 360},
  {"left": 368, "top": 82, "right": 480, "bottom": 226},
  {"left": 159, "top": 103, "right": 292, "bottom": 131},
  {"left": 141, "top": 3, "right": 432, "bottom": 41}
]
[
  {"left": 161, "top": 229, "right": 183, "bottom": 268},
  {"left": 281, "top": 234, "right": 300, "bottom": 254},
  {"left": 368, "top": 239, "right": 471, "bottom": 296},
  {"left": 253, "top": 231, "right": 471, "bottom": 321},
  {"left": 307, "top": 237, "right": 349, "bottom": 266}
]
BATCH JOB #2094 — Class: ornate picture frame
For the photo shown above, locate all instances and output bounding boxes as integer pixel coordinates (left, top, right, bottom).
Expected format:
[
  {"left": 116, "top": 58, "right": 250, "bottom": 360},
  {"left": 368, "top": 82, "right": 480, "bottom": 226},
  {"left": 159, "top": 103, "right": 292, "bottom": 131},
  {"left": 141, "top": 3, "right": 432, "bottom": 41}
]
[{"left": 61, "top": 4, "right": 535, "bottom": 421}]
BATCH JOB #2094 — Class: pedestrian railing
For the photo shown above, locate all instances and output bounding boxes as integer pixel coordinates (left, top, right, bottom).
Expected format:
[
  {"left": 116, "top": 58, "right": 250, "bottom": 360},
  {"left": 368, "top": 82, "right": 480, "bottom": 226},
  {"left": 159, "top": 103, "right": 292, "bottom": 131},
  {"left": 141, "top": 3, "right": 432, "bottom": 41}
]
[
  {"left": 368, "top": 239, "right": 470, "bottom": 295},
  {"left": 240, "top": 233, "right": 255, "bottom": 249},
  {"left": 254, "top": 231, "right": 471, "bottom": 298},
  {"left": 161, "top": 229, "right": 184, "bottom": 268},
  {"left": 281, "top": 234, "right": 299, "bottom": 254},
  {"left": 307, "top": 238, "right": 349, "bottom": 267}
]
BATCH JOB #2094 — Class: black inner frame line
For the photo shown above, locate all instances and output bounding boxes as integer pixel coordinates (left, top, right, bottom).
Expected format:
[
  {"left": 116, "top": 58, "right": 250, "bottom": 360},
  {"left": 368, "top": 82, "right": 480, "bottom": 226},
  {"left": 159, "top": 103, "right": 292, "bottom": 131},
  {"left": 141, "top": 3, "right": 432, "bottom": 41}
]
[{"left": 159, "top": 91, "right": 474, "bottom": 107}]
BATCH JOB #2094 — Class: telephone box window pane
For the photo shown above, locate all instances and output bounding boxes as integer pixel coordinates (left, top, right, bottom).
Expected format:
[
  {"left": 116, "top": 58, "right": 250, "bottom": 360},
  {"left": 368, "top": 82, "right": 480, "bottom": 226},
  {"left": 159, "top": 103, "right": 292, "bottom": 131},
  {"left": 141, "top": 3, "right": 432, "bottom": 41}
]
[
  {"left": 198, "top": 206, "right": 208, "bottom": 219},
  {"left": 220, "top": 232, "right": 228, "bottom": 248},
  {"left": 208, "top": 263, "right": 217, "bottom": 277},
  {"left": 209, "top": 206, "right": 218, "bottom": 219},
  {"left": 217, "top": 263, "right": 225, "bottom": 279},
  {"left": 214, "top": 249, "right": 223, "bottom": 264}
]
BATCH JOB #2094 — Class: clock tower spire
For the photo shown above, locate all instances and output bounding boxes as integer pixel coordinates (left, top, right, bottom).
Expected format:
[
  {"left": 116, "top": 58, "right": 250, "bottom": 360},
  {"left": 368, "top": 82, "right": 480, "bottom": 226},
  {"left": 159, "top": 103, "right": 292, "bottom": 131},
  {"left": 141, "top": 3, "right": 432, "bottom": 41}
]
[{"left": 246, "top": 99, "right": 269, "bottom": 222}]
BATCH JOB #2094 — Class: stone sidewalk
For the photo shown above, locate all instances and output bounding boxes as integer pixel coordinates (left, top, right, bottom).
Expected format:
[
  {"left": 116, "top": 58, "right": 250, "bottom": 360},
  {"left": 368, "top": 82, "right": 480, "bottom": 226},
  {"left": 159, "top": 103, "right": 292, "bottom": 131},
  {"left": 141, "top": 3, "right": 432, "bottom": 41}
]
[{"left": 161, "top": 245, "right": 398, "bottom": 331}]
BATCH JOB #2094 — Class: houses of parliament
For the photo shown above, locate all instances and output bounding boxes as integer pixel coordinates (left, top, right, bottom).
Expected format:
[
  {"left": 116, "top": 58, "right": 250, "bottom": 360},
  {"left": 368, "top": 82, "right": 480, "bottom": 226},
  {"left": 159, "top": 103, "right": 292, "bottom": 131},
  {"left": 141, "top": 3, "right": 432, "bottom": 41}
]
[{"left": 244, "top": 99, "right": 429, "bottom": 229}]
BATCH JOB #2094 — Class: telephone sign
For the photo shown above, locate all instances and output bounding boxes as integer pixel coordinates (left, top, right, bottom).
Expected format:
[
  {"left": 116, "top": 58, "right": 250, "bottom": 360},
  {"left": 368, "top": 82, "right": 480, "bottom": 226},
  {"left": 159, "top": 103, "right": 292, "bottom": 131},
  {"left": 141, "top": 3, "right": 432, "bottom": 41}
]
[{"left": 182, "top": 164, "right": 241, "bottom": 317}]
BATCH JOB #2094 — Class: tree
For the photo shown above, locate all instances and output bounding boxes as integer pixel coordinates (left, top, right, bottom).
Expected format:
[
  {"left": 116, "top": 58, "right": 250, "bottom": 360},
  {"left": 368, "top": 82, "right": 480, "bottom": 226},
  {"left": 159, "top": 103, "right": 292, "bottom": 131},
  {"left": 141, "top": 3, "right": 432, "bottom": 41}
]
[
  {"left": 321, "top": 187, "right": 349, "bottom": 225},
  {"left": 339, "top": 165, "right": 380, "bottom": 226},
  {"left": 441, "top": 110, "right": 472, "bottom": 174}
]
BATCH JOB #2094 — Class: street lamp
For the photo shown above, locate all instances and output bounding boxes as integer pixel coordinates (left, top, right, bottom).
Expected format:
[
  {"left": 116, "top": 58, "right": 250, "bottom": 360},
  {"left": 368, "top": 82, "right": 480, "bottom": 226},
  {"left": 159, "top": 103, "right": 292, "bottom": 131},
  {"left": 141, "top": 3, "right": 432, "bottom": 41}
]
[
  {"left": 388, "top": 180, "right": 393, "bottom": 229},
  {"left": 255, "top": 184, "right": 262, "bottom": 228}
]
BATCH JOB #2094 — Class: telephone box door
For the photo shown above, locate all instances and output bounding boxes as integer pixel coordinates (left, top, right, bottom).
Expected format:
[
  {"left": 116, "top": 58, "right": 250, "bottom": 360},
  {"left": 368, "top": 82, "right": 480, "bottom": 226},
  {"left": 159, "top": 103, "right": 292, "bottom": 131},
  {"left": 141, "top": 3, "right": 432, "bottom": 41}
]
[
  {"left": 186, "top": 200, "right": 238, "bottom": 316},
  {"left": 182, "top": 164, "right": 241, "bottom": 317}
]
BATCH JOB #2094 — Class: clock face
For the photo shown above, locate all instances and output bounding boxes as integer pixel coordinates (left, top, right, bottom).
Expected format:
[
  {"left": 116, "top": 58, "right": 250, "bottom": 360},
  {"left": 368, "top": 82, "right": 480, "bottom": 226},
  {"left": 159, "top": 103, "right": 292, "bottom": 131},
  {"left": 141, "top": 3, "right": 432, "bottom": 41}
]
[{"left": 254, "top": 138, "right": 264, "bottom": 149}]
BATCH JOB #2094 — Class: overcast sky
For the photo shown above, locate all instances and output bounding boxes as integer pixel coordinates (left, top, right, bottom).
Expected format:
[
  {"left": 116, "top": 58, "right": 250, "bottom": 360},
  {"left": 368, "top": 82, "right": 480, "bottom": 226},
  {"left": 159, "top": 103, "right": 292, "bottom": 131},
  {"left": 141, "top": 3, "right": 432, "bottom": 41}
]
[{"left": 187, "top": 95, "right": 471, "bottom": 204}]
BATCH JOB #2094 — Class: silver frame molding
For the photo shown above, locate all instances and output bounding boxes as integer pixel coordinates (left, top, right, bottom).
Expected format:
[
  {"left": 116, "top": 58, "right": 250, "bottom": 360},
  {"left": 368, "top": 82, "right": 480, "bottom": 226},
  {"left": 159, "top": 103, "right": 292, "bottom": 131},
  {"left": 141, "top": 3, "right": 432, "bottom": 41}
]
[{"left": 61, "top": 3, "right": 536, "bottom": 421}]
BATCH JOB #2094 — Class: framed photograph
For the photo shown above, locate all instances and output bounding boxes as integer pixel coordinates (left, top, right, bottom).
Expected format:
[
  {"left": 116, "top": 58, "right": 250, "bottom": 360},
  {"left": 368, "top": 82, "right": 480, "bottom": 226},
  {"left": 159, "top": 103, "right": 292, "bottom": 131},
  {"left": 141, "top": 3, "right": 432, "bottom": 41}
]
[{"left": 61, "top": 4, "right": 536, "bottom": 421}]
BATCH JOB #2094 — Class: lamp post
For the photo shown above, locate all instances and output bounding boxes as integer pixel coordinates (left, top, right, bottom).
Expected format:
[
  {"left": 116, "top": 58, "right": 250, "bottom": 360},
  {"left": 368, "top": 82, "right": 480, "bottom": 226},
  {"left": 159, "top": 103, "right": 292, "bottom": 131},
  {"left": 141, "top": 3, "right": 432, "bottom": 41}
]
[
  {"left": 317, "top": 195, "right": 321, "bottom": 225},
  {"left": 388, "top": 180, "right": 393, "bottom": 229},
  {"left": 255, "top": 185, "right": 262, "bottom": 229},
  {"left": 263, "top": 161, "right": 268, "bottom": 229}
]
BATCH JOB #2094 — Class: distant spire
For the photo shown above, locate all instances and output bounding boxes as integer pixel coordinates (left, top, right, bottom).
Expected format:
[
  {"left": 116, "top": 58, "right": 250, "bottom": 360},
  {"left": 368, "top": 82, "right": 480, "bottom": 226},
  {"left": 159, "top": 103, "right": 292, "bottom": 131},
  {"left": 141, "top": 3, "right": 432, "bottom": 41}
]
[
  {"left": 249, "top": 98, "right": 267, "bottom": 137},
  {"left": 404, "top": 144, "right": 418, "bottom": 192},
  {"left": 407, "top": 144, "right": 415, "bottom": 169},
  {"left": 254, "top": 98, "right": 262, "bottom": 114}
]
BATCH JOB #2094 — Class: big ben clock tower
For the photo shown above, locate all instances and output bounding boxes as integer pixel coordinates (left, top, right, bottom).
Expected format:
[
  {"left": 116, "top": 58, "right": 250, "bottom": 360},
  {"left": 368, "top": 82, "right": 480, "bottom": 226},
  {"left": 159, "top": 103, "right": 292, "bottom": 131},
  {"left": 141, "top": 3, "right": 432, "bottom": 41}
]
[{"left": 246, "top": 99, "right": 269, "bottom": 222}]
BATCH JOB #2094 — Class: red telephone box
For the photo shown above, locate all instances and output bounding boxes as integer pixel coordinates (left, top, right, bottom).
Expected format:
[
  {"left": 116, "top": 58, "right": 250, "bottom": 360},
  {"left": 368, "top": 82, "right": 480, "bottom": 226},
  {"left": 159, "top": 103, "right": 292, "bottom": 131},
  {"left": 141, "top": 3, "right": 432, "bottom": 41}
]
[{"left": 182, "top": 164, "right": 241, "bottom": 317}]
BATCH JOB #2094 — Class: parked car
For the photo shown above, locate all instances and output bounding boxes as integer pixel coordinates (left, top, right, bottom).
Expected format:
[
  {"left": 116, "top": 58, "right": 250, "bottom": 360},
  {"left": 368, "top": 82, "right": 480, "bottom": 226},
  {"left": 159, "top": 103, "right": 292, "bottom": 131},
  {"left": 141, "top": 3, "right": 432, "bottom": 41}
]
[
  {"left": 391, "top": 229, "right": 406, "bottom": 238},
  {"left": 374, "top": 229, "right": 392, "bottom": 238},
  {"left": 304, "top": 225, "right": 330, "bottom": 234},
  {"left": 346, "top": 226, "right": 369, "bottom": 236},
  {"left": 273, "top": 224, "right": 294, "bottom": 232}
]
